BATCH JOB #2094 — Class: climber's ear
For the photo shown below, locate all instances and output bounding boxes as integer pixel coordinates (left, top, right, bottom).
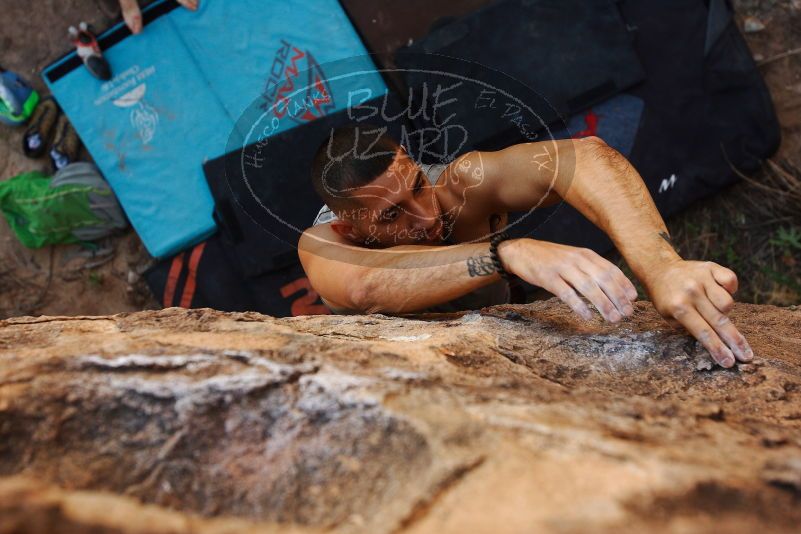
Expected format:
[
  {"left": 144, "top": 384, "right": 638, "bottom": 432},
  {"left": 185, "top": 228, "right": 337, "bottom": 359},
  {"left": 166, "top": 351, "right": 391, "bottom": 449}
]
[{"left": 330, "top": 219, "right": 361, "bottom": 242}]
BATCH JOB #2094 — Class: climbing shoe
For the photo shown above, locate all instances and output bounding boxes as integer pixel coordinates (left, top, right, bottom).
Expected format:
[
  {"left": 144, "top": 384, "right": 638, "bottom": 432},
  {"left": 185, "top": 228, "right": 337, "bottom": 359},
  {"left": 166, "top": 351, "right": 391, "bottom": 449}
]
[
  {"left": 69, "top": 22, "right": 112, "bottom": 81},
  {"left": 22, "top": 96, "right": 60, "bottom": 158},
  {"left": 49, "top": 114, "right": 82, "bottom": 171}
]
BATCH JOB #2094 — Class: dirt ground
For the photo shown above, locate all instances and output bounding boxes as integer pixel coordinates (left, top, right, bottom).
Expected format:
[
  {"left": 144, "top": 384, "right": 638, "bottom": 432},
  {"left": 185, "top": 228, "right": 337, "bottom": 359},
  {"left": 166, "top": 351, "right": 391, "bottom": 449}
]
[
  {"left": 0, "top": 0, "right": 799, "bottom": 319},
  {"left": 0, "top": 0, "right": 158, "bottom": 318}
]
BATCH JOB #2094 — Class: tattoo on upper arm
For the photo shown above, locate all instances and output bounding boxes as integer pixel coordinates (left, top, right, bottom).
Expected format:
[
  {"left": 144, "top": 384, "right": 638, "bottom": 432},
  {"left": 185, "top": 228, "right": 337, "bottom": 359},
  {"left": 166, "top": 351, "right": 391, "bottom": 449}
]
[
  {"left": 659, "top": 231, "right": 678, "bottom": 252},
  {"left": 467, "top": 255, "right": 497, "bottom": 277}
]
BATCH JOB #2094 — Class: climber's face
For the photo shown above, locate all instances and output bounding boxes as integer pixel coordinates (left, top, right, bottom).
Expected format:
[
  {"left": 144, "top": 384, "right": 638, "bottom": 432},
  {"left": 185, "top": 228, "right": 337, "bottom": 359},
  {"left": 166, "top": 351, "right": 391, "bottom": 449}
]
[{"left": 331, "top": 147, "right": 447, "bottom": 247}]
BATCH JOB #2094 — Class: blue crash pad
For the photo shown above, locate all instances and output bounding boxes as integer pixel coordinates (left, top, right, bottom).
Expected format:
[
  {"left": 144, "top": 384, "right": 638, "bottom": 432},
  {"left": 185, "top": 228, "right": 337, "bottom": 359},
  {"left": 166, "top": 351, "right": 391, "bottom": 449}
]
[{"left": 43, "top": 0, "right": 386, "bottom": 258}]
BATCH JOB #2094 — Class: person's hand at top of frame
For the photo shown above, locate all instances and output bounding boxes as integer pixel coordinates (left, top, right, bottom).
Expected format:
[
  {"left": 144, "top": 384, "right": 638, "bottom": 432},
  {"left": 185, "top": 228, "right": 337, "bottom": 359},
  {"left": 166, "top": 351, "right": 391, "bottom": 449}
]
[{"left": 120, "top": 0, "right": 199, "bottom": 35}]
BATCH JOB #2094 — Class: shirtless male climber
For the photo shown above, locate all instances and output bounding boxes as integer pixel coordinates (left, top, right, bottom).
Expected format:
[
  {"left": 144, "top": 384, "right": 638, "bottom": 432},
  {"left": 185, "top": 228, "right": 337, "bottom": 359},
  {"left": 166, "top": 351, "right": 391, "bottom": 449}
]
[{"left": 298, "top": 125, "right": 753, "bottom": 369}]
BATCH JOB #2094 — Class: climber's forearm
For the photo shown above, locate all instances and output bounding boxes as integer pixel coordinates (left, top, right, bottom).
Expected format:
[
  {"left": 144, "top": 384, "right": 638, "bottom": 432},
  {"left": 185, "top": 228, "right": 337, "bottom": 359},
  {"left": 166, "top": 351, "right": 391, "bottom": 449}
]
[
  {"left": 558, "top": 137, "right": 682, "bottom": 286},
  {"left": 354, "top": 242, "right": 504, "bottom": 314},
  {"left": 299, "top": 227, "right": 506, "bottom": 314}
]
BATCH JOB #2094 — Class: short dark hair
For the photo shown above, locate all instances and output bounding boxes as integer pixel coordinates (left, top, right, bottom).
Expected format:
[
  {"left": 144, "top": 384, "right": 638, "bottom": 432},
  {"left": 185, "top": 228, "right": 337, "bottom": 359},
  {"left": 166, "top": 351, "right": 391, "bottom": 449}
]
[{"left": 311, "top": 124, "right": 400, "bottom": 213}]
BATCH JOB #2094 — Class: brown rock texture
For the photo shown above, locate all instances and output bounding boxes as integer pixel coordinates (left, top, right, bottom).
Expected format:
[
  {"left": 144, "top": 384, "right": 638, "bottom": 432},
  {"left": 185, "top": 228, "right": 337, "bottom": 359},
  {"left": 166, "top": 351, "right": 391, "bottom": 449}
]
[{"left": 0, "top": 300, "right": 800, "bottom": 533}]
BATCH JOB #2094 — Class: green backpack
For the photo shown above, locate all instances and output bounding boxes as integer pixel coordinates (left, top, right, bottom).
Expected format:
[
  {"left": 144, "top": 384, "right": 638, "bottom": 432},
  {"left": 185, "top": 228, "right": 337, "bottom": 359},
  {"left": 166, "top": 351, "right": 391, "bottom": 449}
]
[{"left": 0, "top": 163, "right": 128, "bottom": 248}]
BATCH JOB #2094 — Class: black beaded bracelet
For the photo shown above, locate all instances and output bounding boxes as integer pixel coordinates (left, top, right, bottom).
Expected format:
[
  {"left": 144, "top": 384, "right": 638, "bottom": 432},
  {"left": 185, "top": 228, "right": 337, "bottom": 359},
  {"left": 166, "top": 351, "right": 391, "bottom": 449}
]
[{"left": 489, "top": 231, "right": 514, "bottom": 281}]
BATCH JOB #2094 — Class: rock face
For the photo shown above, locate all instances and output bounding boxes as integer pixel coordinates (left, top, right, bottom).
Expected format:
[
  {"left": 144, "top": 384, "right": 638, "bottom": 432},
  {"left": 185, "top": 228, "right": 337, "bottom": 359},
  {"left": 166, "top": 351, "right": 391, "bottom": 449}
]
[{"left": 0, "top": 300, "right": 799, "bottom": 533}]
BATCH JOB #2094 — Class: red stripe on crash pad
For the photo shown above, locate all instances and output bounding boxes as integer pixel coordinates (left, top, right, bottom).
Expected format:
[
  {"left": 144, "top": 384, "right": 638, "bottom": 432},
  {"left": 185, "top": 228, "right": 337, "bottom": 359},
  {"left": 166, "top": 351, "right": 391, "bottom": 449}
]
[
  {"left": 179, "top": 242, "right": 206, "bottom": 308},
  {"left": 163, "top": 252, "right": 185, "bottom": 307}
]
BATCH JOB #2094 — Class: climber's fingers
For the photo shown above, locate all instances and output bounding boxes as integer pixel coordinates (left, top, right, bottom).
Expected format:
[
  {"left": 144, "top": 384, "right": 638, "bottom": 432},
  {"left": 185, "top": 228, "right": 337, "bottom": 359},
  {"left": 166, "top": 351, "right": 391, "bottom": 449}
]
[
  {"left": 670, "top": 305, "right": 737, "bottom": 368},
  {"left": 694, "top": 291, "right": 753, "bottom": 364}
]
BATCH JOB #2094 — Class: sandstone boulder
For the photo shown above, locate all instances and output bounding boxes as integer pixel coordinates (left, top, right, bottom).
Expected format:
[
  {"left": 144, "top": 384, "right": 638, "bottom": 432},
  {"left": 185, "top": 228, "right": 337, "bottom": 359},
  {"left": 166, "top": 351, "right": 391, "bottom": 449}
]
[{"left": 0, "top": 300, "right": 799, "bottom": 533}]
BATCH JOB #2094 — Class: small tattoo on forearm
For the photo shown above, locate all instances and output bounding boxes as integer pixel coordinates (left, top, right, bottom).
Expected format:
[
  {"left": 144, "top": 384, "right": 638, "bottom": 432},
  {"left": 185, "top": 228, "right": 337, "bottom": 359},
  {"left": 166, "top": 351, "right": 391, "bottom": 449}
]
[
  {"left": 467, "top": 255, "right": 497, "bottom": 277},
  {"left": 659, "top": 231, "right": 677, "bottom": 252}
]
